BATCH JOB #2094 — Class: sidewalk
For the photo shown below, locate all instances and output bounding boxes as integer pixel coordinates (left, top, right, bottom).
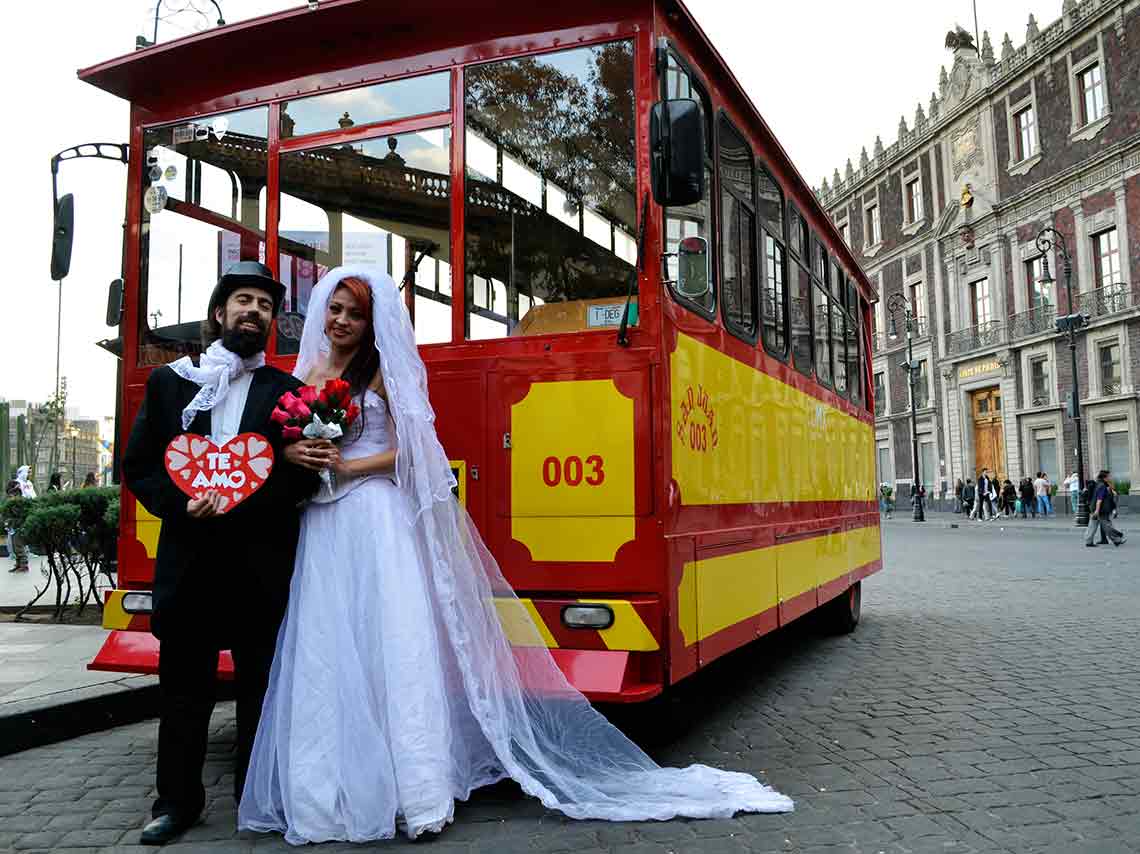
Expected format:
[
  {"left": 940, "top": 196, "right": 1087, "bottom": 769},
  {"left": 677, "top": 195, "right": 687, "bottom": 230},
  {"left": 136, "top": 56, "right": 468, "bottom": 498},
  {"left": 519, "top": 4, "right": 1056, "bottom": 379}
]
[
  {"left": 0, "top": 551, "right": 160, "bottom": 756},
  {"left": 883, "top": 508, "right": 1131, "bottom": 535},
  {"left": 0, "top": 622, "right": 158, "bottom": 756}
]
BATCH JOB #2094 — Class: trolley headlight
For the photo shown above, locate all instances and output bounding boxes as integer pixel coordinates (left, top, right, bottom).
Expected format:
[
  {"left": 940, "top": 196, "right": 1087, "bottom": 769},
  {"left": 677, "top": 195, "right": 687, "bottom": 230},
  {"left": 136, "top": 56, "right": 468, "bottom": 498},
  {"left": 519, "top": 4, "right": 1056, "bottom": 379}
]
[
  {"left": 561, "top": 604, "right": 614, "bottom": 630},
  {"left": 121, "top": 592, "right": 153, "bottom": 614}
]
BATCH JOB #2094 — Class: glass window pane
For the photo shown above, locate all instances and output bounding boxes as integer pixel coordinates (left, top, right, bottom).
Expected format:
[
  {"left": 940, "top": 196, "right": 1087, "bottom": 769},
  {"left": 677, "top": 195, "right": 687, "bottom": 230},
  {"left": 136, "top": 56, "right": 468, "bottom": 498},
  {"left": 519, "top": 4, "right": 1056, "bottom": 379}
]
[
  {"left": 847, "top": 310, "right": 862, "bottom": 406},
  {"left": 831, "top": 303, "right": 846, "bottom": 395},
  {"left": 139, "top": 106, "right": 269, "bottom": 366},
  {"left": 280, "top": 73, "right": 449, "bottom": 138},
  {"left": 791, "top": 263, "right": 813, "bottom": 374},
  {"left": 1036, "top": 436, "right": 1057, "bottom": 482},
  {"left": 464, "top": 41, "right": 636, "bottom": 338},
  {"left": 919, "top": 441, "right": 936, "bottom": 489},
  {"left": 813, "top": 284, "right": 831, "bottom": 386},
  {"left": 761, "top": 233, "right": 784, "bottom": 351},
  {"left": 1104, "top": 429, "right": 1130, "bottom": 481},
  {"left": 277, "top": 128, "right": 453, "bottom": 352}
]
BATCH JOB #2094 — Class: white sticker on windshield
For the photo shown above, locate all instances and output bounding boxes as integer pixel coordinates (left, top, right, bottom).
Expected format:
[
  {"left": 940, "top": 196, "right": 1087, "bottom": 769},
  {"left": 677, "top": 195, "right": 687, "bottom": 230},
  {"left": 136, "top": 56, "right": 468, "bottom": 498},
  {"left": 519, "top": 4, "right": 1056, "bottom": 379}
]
[
  {"left": 172, "top": 125, "right": 196, "bottom": 145},
  {"left": 164, "top": 165, "right": 178, "bottom": 181},
  {"left": 144, "top": 186, "right": 168, "bottom": 214},
  {"left": 210, "top": 117, "right": 229, "bottom": 140}
]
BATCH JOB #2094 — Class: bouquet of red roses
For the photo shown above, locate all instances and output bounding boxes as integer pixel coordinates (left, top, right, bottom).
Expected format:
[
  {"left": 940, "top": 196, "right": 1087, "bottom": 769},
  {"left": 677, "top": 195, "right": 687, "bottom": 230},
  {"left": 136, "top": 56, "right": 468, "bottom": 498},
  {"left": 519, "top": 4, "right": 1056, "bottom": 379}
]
[{"left": 271, "top": 378, "right": 361, "bottom": 443}]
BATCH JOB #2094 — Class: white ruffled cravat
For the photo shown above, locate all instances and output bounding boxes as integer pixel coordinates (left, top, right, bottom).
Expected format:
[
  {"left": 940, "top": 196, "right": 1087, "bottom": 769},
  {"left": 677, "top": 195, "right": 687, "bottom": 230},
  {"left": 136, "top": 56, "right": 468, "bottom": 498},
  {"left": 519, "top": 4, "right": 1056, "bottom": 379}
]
[{"left": 168, "top": 340, "right": 265, "bottom": 430}]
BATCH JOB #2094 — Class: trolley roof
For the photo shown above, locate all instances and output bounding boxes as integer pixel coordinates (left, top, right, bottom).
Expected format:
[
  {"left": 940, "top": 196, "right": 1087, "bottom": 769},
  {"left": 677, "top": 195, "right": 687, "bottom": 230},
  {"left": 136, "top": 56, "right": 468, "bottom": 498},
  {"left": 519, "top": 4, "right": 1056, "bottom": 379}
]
[{"left": 78, "top": 0, "right": 873, "bottom": 304}]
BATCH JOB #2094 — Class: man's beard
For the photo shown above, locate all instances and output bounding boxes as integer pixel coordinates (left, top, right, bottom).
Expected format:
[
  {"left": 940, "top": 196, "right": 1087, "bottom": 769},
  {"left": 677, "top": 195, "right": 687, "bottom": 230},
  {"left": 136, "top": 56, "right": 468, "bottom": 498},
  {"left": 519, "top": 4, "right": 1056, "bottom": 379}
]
[{"left": 221, "top": 314, "right": 269, "bottom": 358}]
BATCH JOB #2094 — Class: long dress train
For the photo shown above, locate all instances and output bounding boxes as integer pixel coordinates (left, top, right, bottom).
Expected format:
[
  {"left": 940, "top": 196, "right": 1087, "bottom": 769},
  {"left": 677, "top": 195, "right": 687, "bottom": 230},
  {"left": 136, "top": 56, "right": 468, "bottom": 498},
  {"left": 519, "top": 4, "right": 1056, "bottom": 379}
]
[{"left": 239, "top": 268, "right": 792, "bottom": 845}]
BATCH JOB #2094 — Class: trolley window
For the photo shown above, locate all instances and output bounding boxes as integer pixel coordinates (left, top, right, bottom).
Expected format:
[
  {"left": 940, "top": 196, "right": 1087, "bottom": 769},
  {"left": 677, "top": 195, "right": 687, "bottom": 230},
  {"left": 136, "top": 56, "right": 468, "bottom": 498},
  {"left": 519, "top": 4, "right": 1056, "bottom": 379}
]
[
  {"left": 718, "top": 116, "right": 756, "bottom": 339},
  {"left": 661, "top": 50, "right": 711, "bottom": 316},
  {"left": 662, "top": 51, "right": 716, "bottom": 318},
  {"left": 137, "top": 106, "right": 269, "bottom": 366},
  {"left": 276, "top": 127, "right": 453, "bottom": 352},
  {"left": 463, "top": 40, "right": 637, "bottom": 339},
  {"left": 812, "top": 279, "right": 831, "bottom": 388},
  {"left": 790, "top": 260, "right": 813, "bottom": 375},
  {"left": 279, "top": 73, "right": 449, "bottom": 139},
  {"left": 758, "top": 160, "right": 787, "bottom": 357}
]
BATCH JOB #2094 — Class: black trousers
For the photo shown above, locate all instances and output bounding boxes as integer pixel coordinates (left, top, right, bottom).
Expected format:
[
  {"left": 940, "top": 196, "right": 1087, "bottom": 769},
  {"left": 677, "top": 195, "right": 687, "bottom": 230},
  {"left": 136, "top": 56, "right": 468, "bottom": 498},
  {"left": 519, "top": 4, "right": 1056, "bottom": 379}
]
[{"left": 152, "top": 622, "right": 279, "bottom": 820}]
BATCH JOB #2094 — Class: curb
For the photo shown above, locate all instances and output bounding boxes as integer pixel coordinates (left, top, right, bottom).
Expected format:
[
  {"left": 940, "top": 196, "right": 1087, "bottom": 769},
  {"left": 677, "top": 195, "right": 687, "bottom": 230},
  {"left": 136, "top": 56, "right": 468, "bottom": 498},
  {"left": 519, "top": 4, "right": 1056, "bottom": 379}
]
[{"left": 0, "top": 676, "right": 162, "bottom": 757}]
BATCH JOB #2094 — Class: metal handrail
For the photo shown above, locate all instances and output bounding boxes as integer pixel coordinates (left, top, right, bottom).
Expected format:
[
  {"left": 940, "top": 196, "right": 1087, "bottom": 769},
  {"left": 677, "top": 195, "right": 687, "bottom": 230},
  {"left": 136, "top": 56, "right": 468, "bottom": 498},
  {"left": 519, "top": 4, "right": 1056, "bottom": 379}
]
[
  {"left": 1076, "top": 281, "right": 1136, "bottom": 319},
  {"left": 1009, "top": 303, "right": 1057, "bottom": 341},
  {"left": 946, "top": 320, "right": 1005, "bottom": 356}
]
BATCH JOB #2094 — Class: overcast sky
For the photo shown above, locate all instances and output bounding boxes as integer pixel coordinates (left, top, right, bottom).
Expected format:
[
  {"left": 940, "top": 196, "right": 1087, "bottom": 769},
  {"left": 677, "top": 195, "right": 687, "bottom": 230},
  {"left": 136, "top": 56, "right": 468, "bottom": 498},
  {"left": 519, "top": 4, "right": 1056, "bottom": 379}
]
[{"left": 1, "top": 0, "right": 1058, "bottom": 420}]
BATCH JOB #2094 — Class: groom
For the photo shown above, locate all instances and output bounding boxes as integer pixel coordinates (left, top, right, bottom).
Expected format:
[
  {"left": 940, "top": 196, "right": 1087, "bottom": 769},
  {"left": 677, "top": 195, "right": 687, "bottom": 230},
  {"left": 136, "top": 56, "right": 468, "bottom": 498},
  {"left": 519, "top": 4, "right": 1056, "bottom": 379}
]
[{"left": 123, "top": 262, "right": 325, "bottom": 845}]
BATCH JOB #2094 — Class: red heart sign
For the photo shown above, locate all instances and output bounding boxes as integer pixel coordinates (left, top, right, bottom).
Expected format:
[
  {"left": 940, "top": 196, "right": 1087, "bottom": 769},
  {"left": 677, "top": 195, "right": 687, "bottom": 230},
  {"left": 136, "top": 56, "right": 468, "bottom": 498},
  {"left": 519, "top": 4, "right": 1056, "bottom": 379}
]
[{"left": 164, "top": 432, "right": 274, "bottom": 514}]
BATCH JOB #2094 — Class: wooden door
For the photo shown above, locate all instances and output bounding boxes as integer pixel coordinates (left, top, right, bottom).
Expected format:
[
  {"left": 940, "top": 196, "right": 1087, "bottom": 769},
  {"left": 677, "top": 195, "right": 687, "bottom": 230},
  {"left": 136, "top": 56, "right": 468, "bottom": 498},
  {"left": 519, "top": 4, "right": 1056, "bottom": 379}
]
[{"left": 971, "top": 387, "right": 1005, "bottom": 480}]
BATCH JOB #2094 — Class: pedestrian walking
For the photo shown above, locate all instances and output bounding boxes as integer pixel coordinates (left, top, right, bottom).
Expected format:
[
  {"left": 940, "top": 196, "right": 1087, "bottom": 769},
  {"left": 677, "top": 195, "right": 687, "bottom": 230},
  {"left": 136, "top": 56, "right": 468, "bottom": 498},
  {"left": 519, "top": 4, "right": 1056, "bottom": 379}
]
[
  {"left": 13, "top": 465, "right": 36, "bottom": 499},
  {"left": 972, "top": 470, "right": 995, "bottom": 521},
  {"left": 953, "top": 478, "right": 964, "bottom": 513},
  {"left": 1033, "top": 472, "right": 1049, "bottom": 516},
  {"left": 879, "top": 483, "right": 893, "bottom": 519},
  {"left": 5, "top": 472, "right": 30, "bottom": 572},
  {"left": 1063, "top": 471, "right": 1080, "bottom": 514},
  {"left": 1001, "top": 479, "right": 1017, "bottom": 517},
  {"left": 1019, "top": 477, "right": 1036, "bottom": 519},
  {"left": 47, "top": 472, "right": 63, "bottom": 492},
  {"left": 961, "top": 479, "right": 975, "bottom": 519},
  {"left": 1086, "top": 470, "right": 1126, "bottom": 548},
  {"left": 83, "top": 472, "right": 98, "bottom": 488}
]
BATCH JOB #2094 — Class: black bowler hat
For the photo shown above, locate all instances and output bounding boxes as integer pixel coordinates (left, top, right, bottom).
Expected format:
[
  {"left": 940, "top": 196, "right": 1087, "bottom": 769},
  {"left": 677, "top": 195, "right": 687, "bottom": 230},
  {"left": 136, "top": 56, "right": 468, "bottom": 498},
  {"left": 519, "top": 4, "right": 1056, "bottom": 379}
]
[{"left": 208, "top": 261, "right": 286, "bottom": 317}]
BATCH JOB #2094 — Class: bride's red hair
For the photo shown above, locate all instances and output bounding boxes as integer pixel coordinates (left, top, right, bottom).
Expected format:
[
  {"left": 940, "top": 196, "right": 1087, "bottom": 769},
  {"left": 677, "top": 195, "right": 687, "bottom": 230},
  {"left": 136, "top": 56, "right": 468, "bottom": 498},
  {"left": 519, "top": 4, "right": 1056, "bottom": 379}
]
[{"left": 332, "top": 276, "right": 379, "bottom": 397}]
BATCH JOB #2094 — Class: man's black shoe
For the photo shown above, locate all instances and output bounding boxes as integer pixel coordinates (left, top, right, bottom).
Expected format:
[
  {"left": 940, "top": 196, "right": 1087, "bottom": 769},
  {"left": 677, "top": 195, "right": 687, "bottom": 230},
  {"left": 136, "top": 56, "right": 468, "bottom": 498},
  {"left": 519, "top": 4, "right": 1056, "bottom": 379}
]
[
  {"left": 1085, "top": 544, "right": 1097, "bottom": 548},
  {"left": 140, "top": 814, "right": 198, "bottom": 846}
]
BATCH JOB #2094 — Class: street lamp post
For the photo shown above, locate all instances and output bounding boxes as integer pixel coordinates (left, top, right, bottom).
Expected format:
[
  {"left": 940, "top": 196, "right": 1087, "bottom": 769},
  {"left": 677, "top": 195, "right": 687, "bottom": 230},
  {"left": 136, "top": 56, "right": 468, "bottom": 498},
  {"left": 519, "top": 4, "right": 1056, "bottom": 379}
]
[
  {"left": 1035, "top": 227, "right": 1089, "bottom": 527},
  {"left": 886, "top": 293, "right": 925, "bottom": 522}
]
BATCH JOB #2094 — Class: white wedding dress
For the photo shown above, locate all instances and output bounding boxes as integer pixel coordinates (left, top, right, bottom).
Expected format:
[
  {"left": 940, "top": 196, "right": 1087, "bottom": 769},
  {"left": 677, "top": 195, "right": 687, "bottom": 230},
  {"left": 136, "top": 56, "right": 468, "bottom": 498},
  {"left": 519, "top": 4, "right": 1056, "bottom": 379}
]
[{"left": 239, "top": 267, "right": 792, "bottom": 846}]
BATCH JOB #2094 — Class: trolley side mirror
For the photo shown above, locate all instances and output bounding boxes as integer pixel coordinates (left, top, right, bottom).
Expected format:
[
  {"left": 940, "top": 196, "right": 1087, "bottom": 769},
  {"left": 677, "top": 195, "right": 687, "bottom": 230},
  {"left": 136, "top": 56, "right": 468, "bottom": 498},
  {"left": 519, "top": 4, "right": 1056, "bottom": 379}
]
[
  {"left": 650, "top": 99, "right": 704, "bottom": 207},
  {"left": 51, "top": 193, "right": 75, "bottom": 281},
  {"left": 106, "top": 278, "right": 124, "bottom": 327},
  {"left": 666, "top": 235, "right": 710, "bottom": 300}
]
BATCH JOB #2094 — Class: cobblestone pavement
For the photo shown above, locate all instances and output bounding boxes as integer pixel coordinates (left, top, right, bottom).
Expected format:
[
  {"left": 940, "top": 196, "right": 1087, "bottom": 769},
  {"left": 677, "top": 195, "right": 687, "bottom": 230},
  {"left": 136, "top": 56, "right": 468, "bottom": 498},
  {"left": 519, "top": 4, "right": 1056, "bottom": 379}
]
[{"left": 2, "top": 520, "right": 1138, "bottom": 853}]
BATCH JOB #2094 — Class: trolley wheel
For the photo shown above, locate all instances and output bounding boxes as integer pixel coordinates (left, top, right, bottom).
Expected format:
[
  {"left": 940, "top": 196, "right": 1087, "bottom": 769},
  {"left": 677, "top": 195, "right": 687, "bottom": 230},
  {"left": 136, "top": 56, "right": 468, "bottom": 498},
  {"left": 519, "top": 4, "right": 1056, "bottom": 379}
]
[{"left": 822, "top": 581, "right": 861, "bottom": 634}]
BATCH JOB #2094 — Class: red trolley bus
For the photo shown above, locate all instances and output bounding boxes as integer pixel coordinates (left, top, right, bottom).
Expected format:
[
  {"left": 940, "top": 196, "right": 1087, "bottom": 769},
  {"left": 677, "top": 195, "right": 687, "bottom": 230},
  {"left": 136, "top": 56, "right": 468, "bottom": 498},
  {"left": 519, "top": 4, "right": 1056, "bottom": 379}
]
[{"left": 80, "top": 0, "right": 881, "bottom": 702}]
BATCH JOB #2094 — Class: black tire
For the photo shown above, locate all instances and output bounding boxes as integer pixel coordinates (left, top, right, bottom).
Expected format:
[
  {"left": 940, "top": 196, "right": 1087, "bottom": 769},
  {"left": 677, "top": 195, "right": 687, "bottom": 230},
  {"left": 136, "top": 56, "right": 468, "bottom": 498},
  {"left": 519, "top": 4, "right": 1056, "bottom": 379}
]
[{"left": 822, "top": 581, "right": 861, "bottom": 634}]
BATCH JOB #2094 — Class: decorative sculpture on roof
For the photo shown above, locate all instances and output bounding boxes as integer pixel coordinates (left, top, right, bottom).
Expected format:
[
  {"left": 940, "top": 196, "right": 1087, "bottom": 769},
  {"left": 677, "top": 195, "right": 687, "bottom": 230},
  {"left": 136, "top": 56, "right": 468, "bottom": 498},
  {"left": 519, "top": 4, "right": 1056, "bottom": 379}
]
[{"left": 944, "top": 26, "right": 976, "bottom": 51}]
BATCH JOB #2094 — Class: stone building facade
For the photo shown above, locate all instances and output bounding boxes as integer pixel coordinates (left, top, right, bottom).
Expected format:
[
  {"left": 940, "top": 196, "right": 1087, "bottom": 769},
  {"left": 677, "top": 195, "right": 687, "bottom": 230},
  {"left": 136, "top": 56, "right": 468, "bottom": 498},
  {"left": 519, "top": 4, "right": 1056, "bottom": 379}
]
[{"left": 819, "top": 0, "right": 1140, "bottom": 499}]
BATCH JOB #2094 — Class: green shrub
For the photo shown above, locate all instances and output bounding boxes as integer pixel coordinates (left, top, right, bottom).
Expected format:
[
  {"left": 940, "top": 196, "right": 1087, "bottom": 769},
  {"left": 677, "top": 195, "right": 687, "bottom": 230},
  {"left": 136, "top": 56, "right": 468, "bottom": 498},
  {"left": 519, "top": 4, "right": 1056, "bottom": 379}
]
[
  {"left": 6, "top": 487, "right": 120, "bottom": 621},
  {"left": 1114, "top": 479, "right": 1132, "bottom": 496}
]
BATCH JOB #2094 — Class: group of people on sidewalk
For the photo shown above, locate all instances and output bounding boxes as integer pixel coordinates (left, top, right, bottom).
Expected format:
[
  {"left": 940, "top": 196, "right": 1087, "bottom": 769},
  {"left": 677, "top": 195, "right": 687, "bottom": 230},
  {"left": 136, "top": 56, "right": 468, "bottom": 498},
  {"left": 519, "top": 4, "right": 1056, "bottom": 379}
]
[
  {"left": 941, "top": 468, "right": 1126, "bottom": 548},
  {"left": 953, "top": 470, "right": 1071, "bottom": 521}
]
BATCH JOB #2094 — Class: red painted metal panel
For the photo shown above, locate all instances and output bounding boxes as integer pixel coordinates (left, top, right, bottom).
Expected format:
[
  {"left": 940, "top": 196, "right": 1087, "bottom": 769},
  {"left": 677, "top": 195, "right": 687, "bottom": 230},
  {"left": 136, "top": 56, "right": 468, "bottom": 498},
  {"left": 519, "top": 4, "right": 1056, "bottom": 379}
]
[{"left": 88, "top": 631, "right": 235, "bottom": 680}]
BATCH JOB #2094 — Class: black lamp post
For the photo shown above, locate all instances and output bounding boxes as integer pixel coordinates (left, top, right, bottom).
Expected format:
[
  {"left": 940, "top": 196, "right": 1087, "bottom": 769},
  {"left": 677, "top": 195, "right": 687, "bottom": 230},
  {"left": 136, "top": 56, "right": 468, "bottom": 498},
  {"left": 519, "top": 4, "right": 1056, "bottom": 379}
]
[
  {"left": 886, "top": 292, "right": 924, "bottom": 522},
  {"left": 1035, "top": 227, "right": 1089, "bottom": 527}
]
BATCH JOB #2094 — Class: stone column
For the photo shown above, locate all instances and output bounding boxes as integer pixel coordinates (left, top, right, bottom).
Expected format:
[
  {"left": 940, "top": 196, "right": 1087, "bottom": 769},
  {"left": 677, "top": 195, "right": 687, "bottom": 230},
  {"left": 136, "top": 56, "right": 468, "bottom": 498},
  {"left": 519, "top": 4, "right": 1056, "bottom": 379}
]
[{"left": 1073, "top": 205, "right": 1091, "bottom": 293}]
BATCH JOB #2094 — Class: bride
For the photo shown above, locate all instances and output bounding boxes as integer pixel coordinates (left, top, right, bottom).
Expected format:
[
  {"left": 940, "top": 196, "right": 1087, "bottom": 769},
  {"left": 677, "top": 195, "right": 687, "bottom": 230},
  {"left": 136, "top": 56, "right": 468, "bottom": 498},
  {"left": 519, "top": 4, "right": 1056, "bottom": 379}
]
[{"left": 238, "top": 267, "right": 792, "bottom": 845}]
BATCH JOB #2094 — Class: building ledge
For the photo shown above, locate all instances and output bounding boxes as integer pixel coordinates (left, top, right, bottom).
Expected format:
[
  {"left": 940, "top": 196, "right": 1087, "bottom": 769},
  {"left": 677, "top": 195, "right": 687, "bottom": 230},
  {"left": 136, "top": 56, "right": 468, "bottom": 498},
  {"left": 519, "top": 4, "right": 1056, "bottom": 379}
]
[
  {"left": 863, "top": 241, "right": 884, "bottom": 258},
  {"left": 902, "top": 218, "right": 928, "bottom": 237},
  {"left": 1007, "top": 151, "right": 1043, "bottom": 177},
  {"left": 1070, "top": 113, "right": 1110, "bottom": 143},
  {"left": 1082, "top": 390, "right": 1138, "bottom": 407}
]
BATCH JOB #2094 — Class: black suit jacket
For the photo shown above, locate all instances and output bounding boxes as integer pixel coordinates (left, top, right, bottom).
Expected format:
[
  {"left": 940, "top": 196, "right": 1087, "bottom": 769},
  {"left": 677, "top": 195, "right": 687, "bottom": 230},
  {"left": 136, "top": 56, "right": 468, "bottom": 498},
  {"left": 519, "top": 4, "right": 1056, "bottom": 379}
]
[{"left": 123, "top": 363, "right": 319, "bottom": 641}]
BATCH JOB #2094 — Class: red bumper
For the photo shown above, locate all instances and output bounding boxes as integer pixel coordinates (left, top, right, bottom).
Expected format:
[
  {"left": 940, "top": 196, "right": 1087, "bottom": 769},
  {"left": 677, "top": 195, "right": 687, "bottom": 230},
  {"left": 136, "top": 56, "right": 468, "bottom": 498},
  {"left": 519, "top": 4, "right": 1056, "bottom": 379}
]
[{"left": 89, "top": 631, "right": 661, "bottom": 702}]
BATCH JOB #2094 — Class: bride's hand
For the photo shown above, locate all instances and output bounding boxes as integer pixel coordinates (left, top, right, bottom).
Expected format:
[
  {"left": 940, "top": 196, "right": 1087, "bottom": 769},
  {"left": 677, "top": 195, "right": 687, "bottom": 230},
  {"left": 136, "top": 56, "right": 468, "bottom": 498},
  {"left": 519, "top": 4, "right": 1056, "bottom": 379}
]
[{"left": 284, "top": 439, "right": 334, "bottom": 472}]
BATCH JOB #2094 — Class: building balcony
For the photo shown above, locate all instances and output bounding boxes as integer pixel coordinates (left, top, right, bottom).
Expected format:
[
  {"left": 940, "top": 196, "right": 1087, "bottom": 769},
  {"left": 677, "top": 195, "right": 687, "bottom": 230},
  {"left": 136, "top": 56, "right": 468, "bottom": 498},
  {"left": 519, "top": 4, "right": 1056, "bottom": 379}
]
[
  {"left": 1008, "top": 304, "right": 1057, "bottom": 342},
  {"left": 874, "top": 394, "right": 886, "bottom": 417},
  {"left": 945, "top": 320, "right": 1005, "bottom": 357},
  {"left": 1074, "top": 281, "right": 1138, "bottom": 321}
]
